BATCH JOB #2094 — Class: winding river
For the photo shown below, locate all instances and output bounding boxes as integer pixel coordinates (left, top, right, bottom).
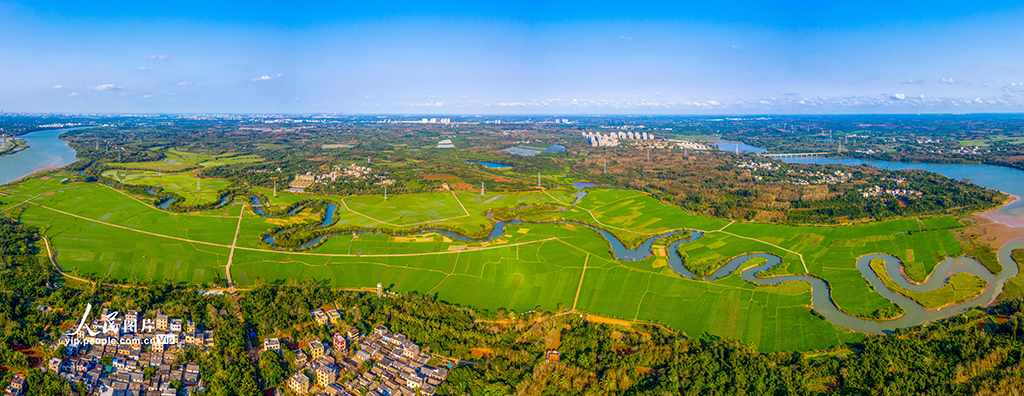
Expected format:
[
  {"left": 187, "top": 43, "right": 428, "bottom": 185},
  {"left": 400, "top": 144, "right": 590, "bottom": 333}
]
[
  {"left": 9, "top": 128, "right": 1019, "bottom": 333},
  {"left": 251, "top": 192, "right": 1024, "bottom": 333}
]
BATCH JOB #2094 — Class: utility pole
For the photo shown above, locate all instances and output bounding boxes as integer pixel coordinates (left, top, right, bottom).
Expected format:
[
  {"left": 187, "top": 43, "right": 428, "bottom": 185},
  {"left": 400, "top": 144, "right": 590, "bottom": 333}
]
[
  {"left": 481, "top": 182, "right": 485, "bottom": 196},
  {"left": 537, "top": 173, "right": 541, "bottom": 188},
  {"left": 647, "top": 148, "right": 651, "bottom": 162},
  {"left": 384, "top": 184, "right": 387, "bottom": 201},
  {"left": 197, "top": 176, "right": 201, "bottom": 192},
  {"left": 603, "top": 160, "right": 607, "bottom": 174},
  {"left": 273, "top": 179, "right": 277, "bottom": 197}
]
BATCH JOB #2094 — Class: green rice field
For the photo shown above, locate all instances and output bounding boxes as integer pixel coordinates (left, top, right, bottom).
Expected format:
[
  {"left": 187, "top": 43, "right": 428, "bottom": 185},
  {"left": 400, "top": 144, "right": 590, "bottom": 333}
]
[{"left": 0, "top": 176, "right": 994, "bottom": 352}]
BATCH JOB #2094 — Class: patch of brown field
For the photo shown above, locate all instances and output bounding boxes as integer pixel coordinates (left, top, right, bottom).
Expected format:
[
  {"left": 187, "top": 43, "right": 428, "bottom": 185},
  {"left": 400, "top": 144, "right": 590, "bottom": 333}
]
[
  {"left": 451, "top": 182, "right": 473, "bottom": 191},
  {"left": 585, "top": 314, "right": 632, "bottom": 328},
  {"left": 470, "top": 348, "right": 494, "bottom": 359},
  {"left": 13, "top": 345, "right": 43, "bottom": 367},
  {"left": 490, "top": 176, "right": 513, "bottom": 183},
  {"left": 635, "top": 366, "right": 652, "bottom": 375}
]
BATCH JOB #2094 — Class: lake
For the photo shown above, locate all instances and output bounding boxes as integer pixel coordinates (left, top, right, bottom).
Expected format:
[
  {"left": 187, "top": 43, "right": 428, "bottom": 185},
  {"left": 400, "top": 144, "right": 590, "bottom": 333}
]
[
  {"left": 467, "top": 160, "right": 512, "bottom": 169},
  {"left": 0, "top": 127, "right": 86, "bottom": 185},
  {"left": 713, "top": 141, "right": 767, "bottom": 154}
]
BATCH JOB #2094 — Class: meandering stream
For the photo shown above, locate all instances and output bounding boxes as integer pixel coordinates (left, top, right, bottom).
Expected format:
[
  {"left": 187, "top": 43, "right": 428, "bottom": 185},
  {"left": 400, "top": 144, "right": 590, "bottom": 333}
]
[{"left": 249, "top": 194, "right": 1024, "bottom": 333}]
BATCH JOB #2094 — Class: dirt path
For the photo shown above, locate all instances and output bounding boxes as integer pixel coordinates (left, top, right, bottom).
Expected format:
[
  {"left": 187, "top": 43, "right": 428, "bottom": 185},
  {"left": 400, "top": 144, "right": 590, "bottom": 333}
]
[
  {"left": 571, "top": 254, "right": 590, "bottom": 311},
  {"left": 225, "top": 205, "right": 246, "bottom": 286}
]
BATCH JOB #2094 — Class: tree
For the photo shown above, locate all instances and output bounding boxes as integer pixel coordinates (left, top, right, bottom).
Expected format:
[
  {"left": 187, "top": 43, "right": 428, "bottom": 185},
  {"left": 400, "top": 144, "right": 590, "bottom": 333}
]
[{"left": 259, "top": 350, "right": 287, "bottom": 388}]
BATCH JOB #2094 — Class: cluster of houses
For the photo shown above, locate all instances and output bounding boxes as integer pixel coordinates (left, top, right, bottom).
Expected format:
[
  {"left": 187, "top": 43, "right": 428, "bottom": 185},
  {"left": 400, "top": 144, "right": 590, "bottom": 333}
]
[
  {"left": 289, "top": 164, "right": 395, "bottom": 192},
  {"left": 52, "top": 308, "right": 212, "bottom": 395},
  {"left": 860, "top": 185, "right": 924, "bottom": 199},
  {"left": 737, "top": 161, "right": 780, "bottom": 172},
  {"left": 783, "top": 168, "right": 853, "bottom": 185},
  {"left": 271, "top": 311, "right": 449, "bottom": 396}
]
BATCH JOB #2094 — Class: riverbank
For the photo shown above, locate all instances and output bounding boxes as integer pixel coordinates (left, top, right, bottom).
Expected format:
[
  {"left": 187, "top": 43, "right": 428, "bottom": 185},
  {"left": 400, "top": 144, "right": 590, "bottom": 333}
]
[
  {"left": 0, "top": 138, "right": 28, "bottom": 158},
  {"left": 6, "top": 166, "right": 63, "bottom": 185},
  {"left": 0, "top": 127, "right": 85, "bottom": 186}
]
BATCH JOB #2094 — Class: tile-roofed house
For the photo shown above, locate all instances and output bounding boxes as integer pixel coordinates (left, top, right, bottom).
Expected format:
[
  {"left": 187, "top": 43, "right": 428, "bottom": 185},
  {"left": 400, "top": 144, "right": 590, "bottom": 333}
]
[
  {"left": 264, "top": 338, "right": 281, "bottom": 351},
  {"left": 183, "top": 371, "right": 199, "bottom": 385},
  {"left": 403, "top": 344, "right": 420, "bottom": 359},
  {"left": 323, "top": 383, "right": 346, "bottom": 396}
]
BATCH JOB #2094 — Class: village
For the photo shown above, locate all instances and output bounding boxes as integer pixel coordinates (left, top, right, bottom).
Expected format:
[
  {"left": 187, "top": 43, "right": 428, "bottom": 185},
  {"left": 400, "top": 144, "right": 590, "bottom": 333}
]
[
  {"left": 4, "top": 308, "right": 216, "bottom": 396},
  {"left": 289, "top": 164, "right": 396, "bottom": 192},
  {"left": 266, "top": 308, "right": 451, "bottom": 396}
]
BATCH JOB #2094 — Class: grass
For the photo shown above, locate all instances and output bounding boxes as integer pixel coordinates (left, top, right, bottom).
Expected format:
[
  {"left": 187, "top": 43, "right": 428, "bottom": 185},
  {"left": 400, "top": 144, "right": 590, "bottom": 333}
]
[
  {"left": 101, "top": 169, "right": 234, "bottom": 206},
  {"left": 107, "top": 148, "right": 262, "bottom": 171},
  {"left": 869, "top": 258, "right": 987, "bottom": 309},
  {"left": 1, "top": 178, "right": 996, "bottom": 352},
  {"left": 997, "top": 250, "right": 1024, "bottom": 302}
]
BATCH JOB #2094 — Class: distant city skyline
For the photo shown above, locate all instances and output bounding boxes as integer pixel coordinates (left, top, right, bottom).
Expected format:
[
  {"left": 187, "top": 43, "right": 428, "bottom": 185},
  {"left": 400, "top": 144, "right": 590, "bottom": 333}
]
[{"left": 2, "top": 0, "right": 1024, "bottom": 114}]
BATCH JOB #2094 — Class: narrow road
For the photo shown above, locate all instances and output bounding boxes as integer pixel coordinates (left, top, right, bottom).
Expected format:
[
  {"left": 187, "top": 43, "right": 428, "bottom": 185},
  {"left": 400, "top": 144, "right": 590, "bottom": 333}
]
[
  {"left": 225, "top": 205, "right": 246, "bottom": 286},
  {"left": 571, "top": 254, "right": 590, "bottom": 311}
]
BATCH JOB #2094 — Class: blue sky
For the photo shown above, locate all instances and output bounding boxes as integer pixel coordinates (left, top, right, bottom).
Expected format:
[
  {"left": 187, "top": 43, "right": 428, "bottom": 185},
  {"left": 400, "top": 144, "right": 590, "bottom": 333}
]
[{"left": 2, "top": 0, "right": 1024, "bottom": 114}]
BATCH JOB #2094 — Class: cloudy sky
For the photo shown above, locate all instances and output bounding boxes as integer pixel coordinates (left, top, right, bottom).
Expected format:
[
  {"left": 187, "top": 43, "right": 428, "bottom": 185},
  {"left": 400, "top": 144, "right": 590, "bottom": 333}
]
[{"left": 2, "top": 0, "right": 1024, "bottom": 114}]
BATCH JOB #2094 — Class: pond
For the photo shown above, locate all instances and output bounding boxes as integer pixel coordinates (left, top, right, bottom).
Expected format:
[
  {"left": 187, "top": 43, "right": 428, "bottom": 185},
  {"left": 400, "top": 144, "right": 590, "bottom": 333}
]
[{"left": 467, "top": 160, "right": 512, "bottom": 169}]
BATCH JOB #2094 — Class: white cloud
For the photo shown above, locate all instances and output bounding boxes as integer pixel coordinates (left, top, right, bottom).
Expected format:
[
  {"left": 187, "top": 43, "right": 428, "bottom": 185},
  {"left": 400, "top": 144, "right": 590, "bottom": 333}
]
[
  {"left": 67, "top": 92, "right": 79, "bottom": 97},
  {"left": 150, "top": 55, "right": 167, "bottom": 60},
  {"left": 942, "top": 78, "right": 959, "bottom": 84},
  {"left": 252, "top": 75, "right": 272, "bottom": 82},
  {"left": 178, "top": 82, "right": 190, "bottom": 86},
  {"left": 891, "top": 93, "right": 906, "bottom": 100},
  {"left": 900, "top": 79, "right": 925, "bottom": 84},
  {"left": 92, "top": 84, "right": 121, "bottom": 91},
  {"left": 409, "top": 101, "right": 444, "bottom": 107},
  {"left": 143, "top": 94, "right": 155, "bottom": 98},
  {"left": 53, "top": 85, "right": 64, "bottom": 89},
  {"left": 276, "top": 73, "right": 282, "bottom": 77},
  {"left": 136, "top": 67, "right": 149, "bottom": 71}
]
